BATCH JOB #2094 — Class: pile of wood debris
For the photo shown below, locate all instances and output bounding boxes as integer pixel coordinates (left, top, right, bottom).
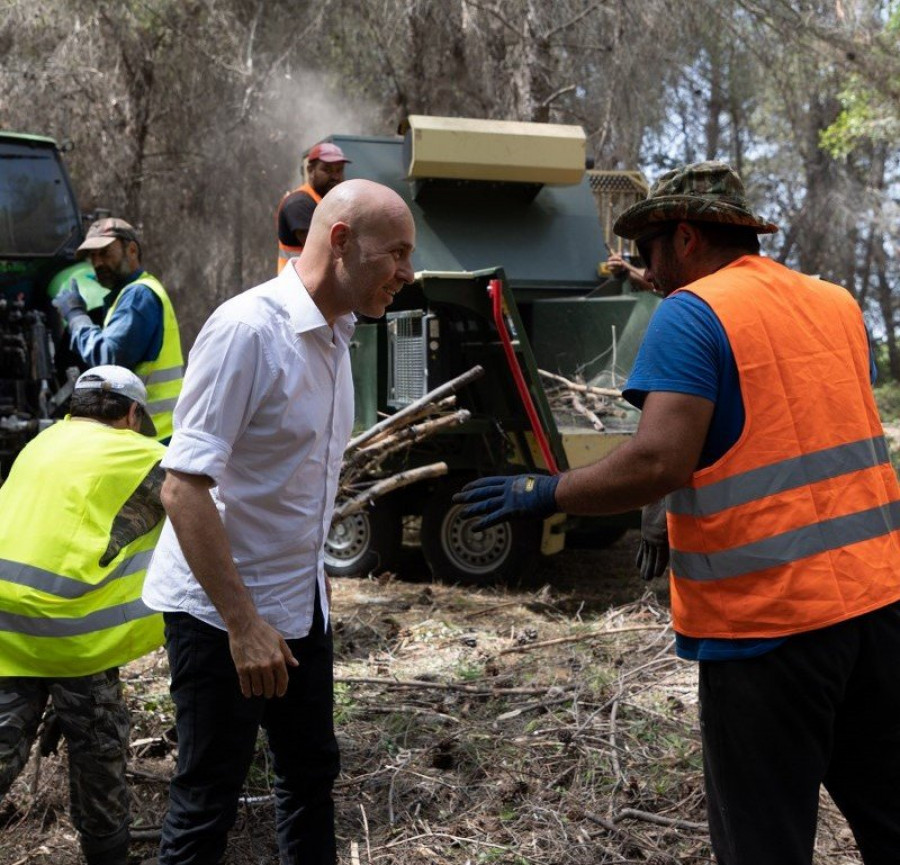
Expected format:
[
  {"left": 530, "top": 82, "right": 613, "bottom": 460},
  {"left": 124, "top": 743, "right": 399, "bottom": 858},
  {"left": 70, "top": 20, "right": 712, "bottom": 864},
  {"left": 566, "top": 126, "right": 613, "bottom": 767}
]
[
  {"left": 0, "top": 543, "right": 860, "bottom": 865},
  {"left": 539, "top": 369, "right": 632, "bottom": 433}
]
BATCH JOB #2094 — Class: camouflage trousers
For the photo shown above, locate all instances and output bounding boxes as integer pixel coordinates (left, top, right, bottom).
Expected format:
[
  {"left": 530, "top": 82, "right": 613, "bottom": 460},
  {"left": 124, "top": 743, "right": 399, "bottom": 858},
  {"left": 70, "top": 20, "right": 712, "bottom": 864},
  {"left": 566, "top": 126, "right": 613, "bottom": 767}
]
[{"left": 0, "top": 668, "right": 131, "bottom": 862}]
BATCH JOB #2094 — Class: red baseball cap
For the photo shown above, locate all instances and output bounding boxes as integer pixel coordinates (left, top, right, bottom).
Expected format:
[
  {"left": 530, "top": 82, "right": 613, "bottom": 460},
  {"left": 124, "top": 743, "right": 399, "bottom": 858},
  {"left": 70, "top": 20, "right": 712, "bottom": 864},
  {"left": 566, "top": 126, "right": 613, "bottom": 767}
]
[{"left": 307, "top": 142, "right": 351, "bottom": 164}]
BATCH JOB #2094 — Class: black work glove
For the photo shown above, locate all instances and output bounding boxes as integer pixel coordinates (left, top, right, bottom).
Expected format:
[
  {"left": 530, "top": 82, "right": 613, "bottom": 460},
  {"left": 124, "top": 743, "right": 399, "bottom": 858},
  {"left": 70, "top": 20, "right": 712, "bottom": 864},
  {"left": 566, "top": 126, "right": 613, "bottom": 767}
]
[
  {"left": 635, "top": 498, "right": 669, "bottom": 581},
  {"left": 453, "top": 474, "right": 560, "bottom": 531},
  {"left": 51, "top": 279, "right": 88, "bottom": 324}
]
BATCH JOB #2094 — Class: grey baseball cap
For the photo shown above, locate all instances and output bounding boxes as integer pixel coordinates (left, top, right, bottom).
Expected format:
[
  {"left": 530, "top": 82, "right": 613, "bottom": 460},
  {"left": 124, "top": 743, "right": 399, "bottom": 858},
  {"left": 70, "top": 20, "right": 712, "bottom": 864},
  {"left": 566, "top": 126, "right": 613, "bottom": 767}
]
[{"left": 74, "top": 365, "right": 157, "bottom": 437}]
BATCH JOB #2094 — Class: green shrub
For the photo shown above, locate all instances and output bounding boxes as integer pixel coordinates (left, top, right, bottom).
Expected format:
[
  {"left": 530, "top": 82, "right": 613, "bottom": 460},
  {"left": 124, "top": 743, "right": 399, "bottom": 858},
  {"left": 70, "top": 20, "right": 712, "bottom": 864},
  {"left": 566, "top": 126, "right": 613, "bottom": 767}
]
[{"left": 875, "top": 381, "right": 900, "bottom": 422}]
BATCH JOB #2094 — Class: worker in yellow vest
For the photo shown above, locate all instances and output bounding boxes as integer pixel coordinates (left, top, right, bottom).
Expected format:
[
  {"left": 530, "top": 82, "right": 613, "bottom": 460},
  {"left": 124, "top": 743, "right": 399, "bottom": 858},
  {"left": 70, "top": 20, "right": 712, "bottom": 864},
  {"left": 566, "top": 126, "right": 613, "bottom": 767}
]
[
  {"left": 275, "top": 141, "right": 351, "bottom": 273},
  {"left": 0, "top": 365, "right": 167, "bottom": 865},
  {"left": 52, "top": 218, "right": 184, "bottom": 443},
  {"left": 456, "top": 162, "right": 900, "bottom": 864}
]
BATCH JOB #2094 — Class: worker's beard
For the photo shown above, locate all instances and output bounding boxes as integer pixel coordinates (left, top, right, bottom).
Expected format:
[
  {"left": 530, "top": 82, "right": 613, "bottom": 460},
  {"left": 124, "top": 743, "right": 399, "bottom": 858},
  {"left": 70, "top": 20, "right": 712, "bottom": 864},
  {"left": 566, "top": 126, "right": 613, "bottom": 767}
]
[
  {"left": 94, "top": 261, "right": 131, "bottom": 290},
  {"left": 650, "top": 240, "right": 686, "bottom": 297}
]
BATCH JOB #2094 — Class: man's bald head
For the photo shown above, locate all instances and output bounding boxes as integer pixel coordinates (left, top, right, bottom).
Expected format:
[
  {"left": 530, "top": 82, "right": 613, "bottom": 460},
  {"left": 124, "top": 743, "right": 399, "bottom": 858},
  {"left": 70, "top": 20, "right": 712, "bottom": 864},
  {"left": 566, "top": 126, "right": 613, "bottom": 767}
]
[
  {"left": 297, "top": 179, "right": 416, "bottom": 324},
  {"left": 307, "top": 179, "right": 409, "bottom": 247}
]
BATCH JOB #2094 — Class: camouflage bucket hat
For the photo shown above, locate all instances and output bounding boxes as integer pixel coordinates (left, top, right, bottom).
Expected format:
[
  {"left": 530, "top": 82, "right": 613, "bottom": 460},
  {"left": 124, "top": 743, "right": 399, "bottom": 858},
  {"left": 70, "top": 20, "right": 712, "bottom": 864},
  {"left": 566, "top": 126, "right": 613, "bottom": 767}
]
[{"left": 613, "top": 161, "right": 778, "bottom": 240}]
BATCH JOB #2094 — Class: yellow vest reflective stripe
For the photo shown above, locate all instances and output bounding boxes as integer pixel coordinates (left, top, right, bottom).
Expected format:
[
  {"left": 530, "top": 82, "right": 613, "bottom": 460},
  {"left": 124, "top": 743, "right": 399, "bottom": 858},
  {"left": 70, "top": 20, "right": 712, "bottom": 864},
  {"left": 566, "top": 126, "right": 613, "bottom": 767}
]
[
  {"left": 0, "top": 419, "right": 167, "bottom": 676},
  {"left": 105, "top": 272, "right": 184, "bottom": 441},
  {"left": 0, "top": 549, "right": 154, "bottom": 598}
]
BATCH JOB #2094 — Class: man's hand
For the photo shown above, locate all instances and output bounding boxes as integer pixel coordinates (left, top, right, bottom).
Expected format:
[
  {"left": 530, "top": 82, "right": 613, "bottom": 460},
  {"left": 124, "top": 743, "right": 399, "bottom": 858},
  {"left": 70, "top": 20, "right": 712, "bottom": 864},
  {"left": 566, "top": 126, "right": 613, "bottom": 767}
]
[
  {"left": 605, "top": 251, "right": 629, "bottom": 275},
  {"left": 453, "top": 474, "right": 560, "bottom": 531},
  {"left": 635, "top": 498, "right": 669, "bottom": 581},
  {"left": 51, "top": 280, "right": 88, "bottom": 323},
  {"left": 228, "top": 615, "right": 299, "bottom": 699}
]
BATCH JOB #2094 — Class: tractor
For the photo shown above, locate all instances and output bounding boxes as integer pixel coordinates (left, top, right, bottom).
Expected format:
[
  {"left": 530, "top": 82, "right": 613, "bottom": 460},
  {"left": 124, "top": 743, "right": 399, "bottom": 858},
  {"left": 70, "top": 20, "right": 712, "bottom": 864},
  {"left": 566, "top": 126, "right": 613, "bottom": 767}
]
[{"left": 0, "top": 131, "right": 105, "bottom": 476}]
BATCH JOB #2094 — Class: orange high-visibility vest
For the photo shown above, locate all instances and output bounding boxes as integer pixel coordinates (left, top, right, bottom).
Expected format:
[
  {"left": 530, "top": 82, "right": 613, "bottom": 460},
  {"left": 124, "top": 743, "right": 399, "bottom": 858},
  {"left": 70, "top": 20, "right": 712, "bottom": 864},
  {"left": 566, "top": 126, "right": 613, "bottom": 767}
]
[
  {"left": 275, "top": 183, "right": 321, "bottom": 274},
  {"left": 667, "top": 255, "right": 900, "bottom": 639}
]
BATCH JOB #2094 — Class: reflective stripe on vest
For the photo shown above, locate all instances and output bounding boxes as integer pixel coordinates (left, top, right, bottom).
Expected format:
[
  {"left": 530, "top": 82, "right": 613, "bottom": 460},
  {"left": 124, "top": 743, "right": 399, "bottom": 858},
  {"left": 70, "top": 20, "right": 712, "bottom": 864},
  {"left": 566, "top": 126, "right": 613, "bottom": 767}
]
[
  {"left": 105, "top": 272, "right": 184, "bottom": 441},
  {"left": 144, "top": 365, "right": 183, "bottom": 385},
  {"left": 276, "top": 183, "right": 321, "bottom": 274},
  {"left": 672, "top": 498, "right": 900, "bottom": 583},
  {"left": 0, "top": 420, "right": 167, "bottom": 676},
  {"left": 669, "top": 436, "right": 891, "bottom": 517},
  {"left": 0, "top": 549, "right": 154, "bottom": 598},
  {"left": 0, "top": 597, "right": 157, "bottom": 638},
  {"left": 666, "top": 256, "right": 900, "bottom": 639}
]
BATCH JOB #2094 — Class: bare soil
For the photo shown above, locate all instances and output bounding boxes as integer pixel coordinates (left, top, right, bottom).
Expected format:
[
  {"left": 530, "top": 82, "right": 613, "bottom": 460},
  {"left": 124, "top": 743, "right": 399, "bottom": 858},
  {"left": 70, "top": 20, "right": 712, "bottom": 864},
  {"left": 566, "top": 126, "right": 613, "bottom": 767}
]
[{"left": 0, "top": 533, "right": 862, "bottom": 864}]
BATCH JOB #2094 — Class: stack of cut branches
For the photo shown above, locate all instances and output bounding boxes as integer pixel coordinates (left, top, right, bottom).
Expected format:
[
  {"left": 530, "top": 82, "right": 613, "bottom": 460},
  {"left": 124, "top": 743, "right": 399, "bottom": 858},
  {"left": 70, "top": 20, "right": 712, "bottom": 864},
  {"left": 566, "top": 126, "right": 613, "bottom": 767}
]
[
  {"left": 539, "top": 369, "right": 630, "bottom": 432},
  {"left": 333, "top": 365, "right": 485, "bottom": 520}
]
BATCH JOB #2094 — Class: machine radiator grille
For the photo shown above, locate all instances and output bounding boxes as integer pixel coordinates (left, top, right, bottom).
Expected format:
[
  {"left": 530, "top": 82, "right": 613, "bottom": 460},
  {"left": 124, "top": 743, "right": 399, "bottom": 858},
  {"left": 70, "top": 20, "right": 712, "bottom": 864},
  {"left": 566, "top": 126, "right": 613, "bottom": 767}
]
[
  {"left": 387, "top": 310, "right": 428, "bottom": 408},
  {"left": 587, "top": 169, "right": 648, "bottom": 256}
]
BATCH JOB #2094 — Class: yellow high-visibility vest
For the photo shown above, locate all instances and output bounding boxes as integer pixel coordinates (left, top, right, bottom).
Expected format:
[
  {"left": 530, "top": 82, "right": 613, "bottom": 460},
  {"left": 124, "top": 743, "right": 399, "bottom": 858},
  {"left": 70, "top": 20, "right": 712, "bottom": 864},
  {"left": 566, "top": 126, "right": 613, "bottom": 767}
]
[
  {"left": 105, "top": 272, "right": 184, "bottom": 441},
  {"left": 0, "top": 418, "right": 167, "bottom": 676}
]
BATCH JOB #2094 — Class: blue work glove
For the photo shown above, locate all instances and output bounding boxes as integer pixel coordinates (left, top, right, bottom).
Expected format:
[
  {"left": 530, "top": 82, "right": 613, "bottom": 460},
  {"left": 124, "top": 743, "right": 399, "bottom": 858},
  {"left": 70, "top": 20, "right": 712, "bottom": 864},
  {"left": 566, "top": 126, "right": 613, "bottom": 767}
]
[
  {"left": 635, "top": 498, "right": 669, "bottom": 581},
  {"left": 51, "top": 280, "right": 88, "bottom": 323},
  {"left": 453, "top": 474, "right": 560, "bottom": 531}
]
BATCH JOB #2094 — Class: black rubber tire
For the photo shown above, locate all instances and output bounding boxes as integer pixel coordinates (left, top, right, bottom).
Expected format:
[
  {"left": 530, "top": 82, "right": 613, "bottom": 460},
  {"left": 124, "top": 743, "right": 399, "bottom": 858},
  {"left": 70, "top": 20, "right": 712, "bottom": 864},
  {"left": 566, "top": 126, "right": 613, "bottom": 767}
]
[
  {"left": 324, "top": 497, "right": 402, "bottom": 577},
  {"left": 420, "top": 477, "right": 542, "bottom": 585}
]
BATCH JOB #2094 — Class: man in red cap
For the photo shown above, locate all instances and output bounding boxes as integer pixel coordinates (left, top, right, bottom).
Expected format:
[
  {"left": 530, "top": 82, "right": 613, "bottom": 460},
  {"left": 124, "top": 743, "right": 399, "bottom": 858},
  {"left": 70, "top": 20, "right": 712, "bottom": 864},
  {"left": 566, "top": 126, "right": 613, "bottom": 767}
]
[{"left": 275, "top": 142, "right": 351, "bottom": 273}]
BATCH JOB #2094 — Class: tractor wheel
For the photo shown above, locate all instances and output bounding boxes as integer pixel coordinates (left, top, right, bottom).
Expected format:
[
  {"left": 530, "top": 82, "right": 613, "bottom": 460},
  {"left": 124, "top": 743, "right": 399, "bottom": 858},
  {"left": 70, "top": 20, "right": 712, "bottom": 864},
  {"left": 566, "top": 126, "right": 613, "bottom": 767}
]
[
  {"left": 325, "top": 498, "right": 402, "bottom": 578},
  {"left": 420, "top": 478, "right": 542, "bottom": 585}
]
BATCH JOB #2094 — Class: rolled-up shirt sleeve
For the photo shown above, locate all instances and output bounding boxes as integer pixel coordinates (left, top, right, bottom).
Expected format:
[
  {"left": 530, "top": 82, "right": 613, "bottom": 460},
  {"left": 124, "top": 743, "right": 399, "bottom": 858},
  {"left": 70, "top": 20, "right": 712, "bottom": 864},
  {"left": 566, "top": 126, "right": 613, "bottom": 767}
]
[{"left": 162, "top": 316, "right": 274, "bottom": 486}]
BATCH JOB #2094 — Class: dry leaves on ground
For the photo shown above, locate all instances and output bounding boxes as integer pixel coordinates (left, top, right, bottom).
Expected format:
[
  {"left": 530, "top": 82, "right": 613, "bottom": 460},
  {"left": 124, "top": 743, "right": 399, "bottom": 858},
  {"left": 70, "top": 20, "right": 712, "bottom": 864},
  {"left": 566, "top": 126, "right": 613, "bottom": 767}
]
[{"left": 0, "top": 538, "right": 862, "bottom": 864}]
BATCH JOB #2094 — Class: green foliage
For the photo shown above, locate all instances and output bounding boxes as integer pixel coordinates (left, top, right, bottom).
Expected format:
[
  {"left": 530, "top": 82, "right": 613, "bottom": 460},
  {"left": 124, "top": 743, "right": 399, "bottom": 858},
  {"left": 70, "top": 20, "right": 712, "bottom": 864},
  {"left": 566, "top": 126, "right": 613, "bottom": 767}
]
[
  {"left": 819, "top": 81, "right": 888, "bottom": 157},
  {"left": 333, "top": 681, "right": 356, "bottom": 725},
  {"left": 820, "top": 8, "right": 900, "bottom": 157},
  {"left": 455, "top": 662, "right": 484, "bottom": 682},
  {"left": 244, "top": 730, "right": 273, "bottom": 793},
  {"left": 874, "top": 381, "right": 900, "bottom": 475},
  {"left": 874, "top": 381, "right": 900, "bottom": 422},
  {"left": 135, "top": 692, "right": 173, "bottom": 714}
]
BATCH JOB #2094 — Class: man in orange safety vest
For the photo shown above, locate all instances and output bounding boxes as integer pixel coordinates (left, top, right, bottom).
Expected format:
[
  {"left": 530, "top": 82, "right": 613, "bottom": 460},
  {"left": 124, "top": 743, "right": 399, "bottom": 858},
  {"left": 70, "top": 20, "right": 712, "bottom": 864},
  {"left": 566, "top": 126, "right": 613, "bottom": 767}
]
[
  {"left": 455, "top": 161, "right": 900, "bottom": 865},
  {"left": 275, "top": 141, "right": 351, "bottom": 274}
]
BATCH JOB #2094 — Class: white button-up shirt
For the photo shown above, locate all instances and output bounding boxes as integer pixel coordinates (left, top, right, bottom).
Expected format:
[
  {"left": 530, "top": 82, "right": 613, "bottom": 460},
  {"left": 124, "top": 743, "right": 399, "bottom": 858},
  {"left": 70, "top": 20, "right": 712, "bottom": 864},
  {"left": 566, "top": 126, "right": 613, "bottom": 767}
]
[{"left": 143, "top": 265, "right": 355, "bottom": 638}]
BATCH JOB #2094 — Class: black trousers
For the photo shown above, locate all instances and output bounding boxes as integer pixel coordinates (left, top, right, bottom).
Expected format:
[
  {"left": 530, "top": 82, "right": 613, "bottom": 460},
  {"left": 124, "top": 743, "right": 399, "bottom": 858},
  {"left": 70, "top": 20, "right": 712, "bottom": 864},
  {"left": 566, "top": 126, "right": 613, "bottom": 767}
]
[
  {"left": 158, "top": 601, "right": 339, "bottom": 865},
  {"left": 700, "top": 601, "right": 900, "bottom": 865}
]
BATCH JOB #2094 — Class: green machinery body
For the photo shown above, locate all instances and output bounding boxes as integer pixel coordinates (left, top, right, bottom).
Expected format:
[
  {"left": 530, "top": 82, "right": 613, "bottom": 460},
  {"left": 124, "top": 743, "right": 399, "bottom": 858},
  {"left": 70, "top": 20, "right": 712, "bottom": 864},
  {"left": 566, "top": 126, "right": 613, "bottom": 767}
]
[
  {"left": 325, "top": 117, "right": 657, "bottom": 582},
  {"left": 0, "top": 131, "right": 106, "bottom": 474}
]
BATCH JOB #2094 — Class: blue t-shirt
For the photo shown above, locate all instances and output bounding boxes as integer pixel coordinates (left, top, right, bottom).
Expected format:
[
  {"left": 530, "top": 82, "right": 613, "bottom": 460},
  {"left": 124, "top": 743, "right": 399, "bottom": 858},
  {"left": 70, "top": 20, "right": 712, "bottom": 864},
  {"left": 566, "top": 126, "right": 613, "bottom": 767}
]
[{"left": 70, "top": 269, "right": 164, "bottom": 370}]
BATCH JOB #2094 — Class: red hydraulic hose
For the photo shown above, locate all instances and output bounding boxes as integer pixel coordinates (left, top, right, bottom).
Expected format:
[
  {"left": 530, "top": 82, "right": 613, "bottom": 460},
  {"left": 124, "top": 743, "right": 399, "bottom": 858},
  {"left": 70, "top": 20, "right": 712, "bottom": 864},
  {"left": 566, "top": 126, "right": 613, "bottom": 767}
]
[{"left": 488, "top": 278, "right": 559, "bottom": 475}]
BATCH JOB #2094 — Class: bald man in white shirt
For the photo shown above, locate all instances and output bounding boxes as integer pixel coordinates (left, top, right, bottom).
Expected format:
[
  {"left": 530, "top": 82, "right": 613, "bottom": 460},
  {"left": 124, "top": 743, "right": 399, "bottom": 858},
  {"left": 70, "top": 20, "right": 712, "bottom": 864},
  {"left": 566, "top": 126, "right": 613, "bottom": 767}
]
[{"left": 143, "top": 180, "right": 416, "bottom": 865}]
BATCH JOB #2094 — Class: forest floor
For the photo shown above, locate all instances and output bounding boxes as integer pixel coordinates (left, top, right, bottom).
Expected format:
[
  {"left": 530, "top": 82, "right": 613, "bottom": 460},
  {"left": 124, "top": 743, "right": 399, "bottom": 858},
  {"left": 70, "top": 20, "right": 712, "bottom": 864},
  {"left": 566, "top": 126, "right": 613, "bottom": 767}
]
[{"left": 0, "top": 533, "right": 864, "bottom": 865}]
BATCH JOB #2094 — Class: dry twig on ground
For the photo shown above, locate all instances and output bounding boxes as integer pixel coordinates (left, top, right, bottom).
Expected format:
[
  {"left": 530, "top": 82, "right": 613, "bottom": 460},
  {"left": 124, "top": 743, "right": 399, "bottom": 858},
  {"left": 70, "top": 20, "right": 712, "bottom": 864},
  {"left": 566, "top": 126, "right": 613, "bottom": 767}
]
[{"left": 0, "top": 551, "right": 861, "bottom": 865}]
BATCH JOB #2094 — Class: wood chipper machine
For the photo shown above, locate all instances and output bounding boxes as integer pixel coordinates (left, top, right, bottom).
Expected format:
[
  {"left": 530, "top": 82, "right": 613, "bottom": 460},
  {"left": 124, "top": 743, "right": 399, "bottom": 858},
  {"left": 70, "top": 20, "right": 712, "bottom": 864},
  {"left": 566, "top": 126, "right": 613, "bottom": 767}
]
[{"left": 323, "top": 115, "right": 656, "bottom": 582}]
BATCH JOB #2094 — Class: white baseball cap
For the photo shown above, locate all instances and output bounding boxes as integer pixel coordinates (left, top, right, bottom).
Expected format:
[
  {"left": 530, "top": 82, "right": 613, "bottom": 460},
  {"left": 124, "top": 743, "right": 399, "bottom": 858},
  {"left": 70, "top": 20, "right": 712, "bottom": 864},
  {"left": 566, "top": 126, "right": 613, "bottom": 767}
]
[{"left": 74, "top": 365, "right": 157, "bottom": 437}]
